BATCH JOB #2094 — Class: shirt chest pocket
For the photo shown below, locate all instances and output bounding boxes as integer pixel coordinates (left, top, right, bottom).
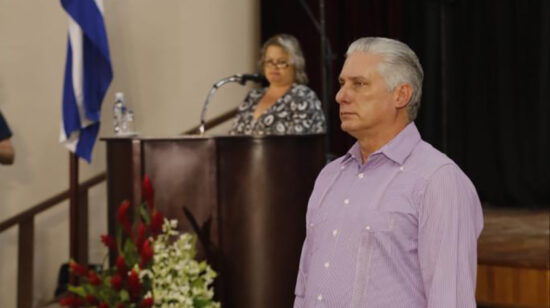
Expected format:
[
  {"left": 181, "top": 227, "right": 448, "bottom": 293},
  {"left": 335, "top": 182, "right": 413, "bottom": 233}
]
[{"left": 350, "top": 210, "right": 397, "bottom": 307}]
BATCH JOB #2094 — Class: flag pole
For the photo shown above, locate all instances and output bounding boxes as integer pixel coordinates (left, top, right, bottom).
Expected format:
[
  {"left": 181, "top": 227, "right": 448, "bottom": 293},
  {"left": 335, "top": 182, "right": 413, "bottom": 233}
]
[{"left": 69, "top": 152, "right": 88, "bottom": 281}]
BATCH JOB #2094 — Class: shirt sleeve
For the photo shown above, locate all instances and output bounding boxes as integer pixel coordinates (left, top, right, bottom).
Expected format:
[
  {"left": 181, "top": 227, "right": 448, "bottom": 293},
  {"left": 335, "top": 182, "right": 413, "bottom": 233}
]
[
  {"left": 418, "top": 164, "right": 483, "bottom": 308},
  {"left": 293, "top": 237, "right": 308, "bottom": 308},
  {"left": 0, "top": 112, "right": 13, "bottom": 141},
  {"left": 290, "top": 86, "right": 326, "bottom": 134}
]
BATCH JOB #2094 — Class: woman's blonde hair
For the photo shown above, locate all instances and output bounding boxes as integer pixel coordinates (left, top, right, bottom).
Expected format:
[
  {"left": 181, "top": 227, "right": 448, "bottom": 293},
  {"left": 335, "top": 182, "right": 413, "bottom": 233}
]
[{"left": 259, "top": 34, "right": 308, "bottom": 84}]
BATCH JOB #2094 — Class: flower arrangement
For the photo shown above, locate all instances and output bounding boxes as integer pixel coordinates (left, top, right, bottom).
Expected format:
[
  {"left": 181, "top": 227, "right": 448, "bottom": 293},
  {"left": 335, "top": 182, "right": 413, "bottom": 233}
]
[{"left": 60, "top": 175, "right": 220, "bottom": 308}]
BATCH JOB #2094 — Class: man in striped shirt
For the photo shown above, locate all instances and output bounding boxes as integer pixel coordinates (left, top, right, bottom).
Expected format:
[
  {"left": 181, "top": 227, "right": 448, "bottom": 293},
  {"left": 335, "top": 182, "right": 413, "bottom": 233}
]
[{"left": 293, "top": 37, "right": 483, "bottom": 307}]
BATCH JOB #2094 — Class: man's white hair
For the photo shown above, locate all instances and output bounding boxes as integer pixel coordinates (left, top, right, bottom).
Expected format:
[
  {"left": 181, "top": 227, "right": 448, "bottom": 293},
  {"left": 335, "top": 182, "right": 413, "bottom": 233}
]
[{"left": 346, "top": 37, "right": 424, "bottom": 121}]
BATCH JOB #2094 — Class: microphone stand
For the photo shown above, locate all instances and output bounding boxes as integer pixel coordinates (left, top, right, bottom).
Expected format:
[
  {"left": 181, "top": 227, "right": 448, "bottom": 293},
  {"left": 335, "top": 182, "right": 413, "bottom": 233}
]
[
  {"left": 299, "top": 0, "right": 336, "bottom": 161},
  {"left": 199, "top": 75, "right": 241, "bottom": 135},
  {"left": 198, "top": 74, "right": 266, "bottom": 135}
]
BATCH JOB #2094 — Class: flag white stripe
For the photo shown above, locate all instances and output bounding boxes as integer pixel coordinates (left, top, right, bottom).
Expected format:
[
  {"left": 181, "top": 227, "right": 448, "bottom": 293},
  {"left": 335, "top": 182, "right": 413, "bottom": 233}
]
[{"left": 94, "top": 0, "right": 104, "bottom": 14}]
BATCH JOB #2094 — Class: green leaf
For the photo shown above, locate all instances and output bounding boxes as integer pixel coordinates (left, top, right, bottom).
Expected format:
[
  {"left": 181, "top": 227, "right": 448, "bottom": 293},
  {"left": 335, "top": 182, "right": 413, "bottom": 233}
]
[
  {"left": 193, "top": 297, "right": 212, "bottom": 308},
  {"left": 67, "top": 285, "right": 87, "bottom": 297},
  {"left": 82, "top": 284, "right": 97, "bottom": 296},
  {"left": 123, "top": 238, "right": 139, "bottom": 266},
  {"left": 119, "top": 289, "right": 130, "bottom": 302},
  {"left": 97, "top": 286, "right": 118, "bottom": 303},
  {"left": 140, "top": 203, "right": 151, "bottom": 224}
]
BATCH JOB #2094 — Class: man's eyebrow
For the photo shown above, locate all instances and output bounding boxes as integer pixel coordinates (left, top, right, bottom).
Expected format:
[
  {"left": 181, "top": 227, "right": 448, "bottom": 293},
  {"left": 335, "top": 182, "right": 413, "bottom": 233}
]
[
  {"left": 350, "top": 76, "right": 368, "bottom": 82},
  {"left": 339, "top": 76, "right": 368, "bottom": 82}
]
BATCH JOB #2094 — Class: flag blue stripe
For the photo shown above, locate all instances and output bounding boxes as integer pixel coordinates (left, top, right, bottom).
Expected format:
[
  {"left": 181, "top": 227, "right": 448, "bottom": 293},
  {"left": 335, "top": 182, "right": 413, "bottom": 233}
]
[
  {"left": 76, "top": 122, "right": 100, "bottom": 162},
  {"left": 82, "top": 35, "right": 112, "bottom": 122},
  {"left": 60, "top": 0, "right": 111, "bottom": 61}
]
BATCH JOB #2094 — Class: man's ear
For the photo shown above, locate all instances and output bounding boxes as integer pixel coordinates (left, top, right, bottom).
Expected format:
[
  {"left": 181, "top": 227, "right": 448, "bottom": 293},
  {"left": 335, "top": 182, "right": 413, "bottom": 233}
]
[{"left": 394, "top": 83, "right": 413, "bottom": 109}]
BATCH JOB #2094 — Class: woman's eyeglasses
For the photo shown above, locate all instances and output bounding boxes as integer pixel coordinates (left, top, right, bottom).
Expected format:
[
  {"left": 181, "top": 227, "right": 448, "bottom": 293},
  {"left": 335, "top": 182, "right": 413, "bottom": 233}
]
[{"left": 264, "top": 59, "right": 290, "bottom": 69}]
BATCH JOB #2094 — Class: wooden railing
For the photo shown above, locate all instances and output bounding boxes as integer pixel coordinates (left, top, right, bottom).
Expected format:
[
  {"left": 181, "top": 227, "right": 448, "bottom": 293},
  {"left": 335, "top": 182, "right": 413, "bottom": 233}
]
[
  {"left": 0, "top": 108, "right": 237, "bottom": 308},
  {"left": 0, "top": 173, "right": 105, "bottom": 308}
]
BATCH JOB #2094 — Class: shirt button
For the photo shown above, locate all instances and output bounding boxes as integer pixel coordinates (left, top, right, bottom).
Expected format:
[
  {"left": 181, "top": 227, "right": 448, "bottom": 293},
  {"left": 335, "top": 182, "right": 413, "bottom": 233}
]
[
  {"left": 358, "top": 173, "right": 364, "bottom": 179},
  {"left": 317, "top": 294, "right": 323, "bottom": 301},
  {"left": 332, "top": 229, "right": 338, "bottom": 236},
  {"left": 344, "top": 198, "right": 349, "bottom": 204},
  {"left": 340, "top": 165, "right": 346, "bottom": 170},
  {"left": 309, "top": 223, "right": 314, "bottom": 228},
  {"left": 365, "top": 225, "right": 371, "bottom": 231},
  {"left": 324, "top": 262, "right": 330, "bottom": 268},
  {"left": 399, "top": 166, "right": 405, "bottom": 171}
]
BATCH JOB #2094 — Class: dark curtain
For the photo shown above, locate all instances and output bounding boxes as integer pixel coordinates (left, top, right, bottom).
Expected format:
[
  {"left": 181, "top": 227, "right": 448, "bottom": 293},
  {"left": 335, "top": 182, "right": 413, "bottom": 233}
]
[
  {"left": 403, "top": 0, "right": 550, "bottom": 207},
  {"left": 260, "top": 0, "right": 549, "bottom": 207}
]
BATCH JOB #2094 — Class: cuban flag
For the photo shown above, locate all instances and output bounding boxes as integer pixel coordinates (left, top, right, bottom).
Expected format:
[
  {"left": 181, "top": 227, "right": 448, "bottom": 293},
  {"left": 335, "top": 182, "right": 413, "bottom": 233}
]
[{"left": 60, "top": 0, "right": 113, "bottom": 163}]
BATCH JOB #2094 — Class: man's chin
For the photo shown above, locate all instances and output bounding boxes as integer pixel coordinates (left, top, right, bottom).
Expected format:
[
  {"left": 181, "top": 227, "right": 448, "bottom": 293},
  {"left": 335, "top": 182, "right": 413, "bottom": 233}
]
[{"left": 340, "top": 122, "right": 356, "bottom": 134}]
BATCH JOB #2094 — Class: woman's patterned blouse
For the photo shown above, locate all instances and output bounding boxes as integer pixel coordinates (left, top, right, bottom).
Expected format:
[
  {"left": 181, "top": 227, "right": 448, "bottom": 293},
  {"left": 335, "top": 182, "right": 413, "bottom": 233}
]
[{"left": 229, "top": 84, "right": 326, "bottom": 136}]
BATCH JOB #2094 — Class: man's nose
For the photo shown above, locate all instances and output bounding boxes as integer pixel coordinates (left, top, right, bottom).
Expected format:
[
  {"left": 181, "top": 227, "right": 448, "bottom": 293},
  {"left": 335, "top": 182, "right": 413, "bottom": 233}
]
[{"left": 336, "top": 86, "right": 348, "bottom": 105}]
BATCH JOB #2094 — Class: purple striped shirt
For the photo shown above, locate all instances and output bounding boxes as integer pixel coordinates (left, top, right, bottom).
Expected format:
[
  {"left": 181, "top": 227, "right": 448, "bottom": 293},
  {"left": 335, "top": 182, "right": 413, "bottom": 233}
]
[{"left": 294, "top": 122, "right": 483, "bottom": 308}]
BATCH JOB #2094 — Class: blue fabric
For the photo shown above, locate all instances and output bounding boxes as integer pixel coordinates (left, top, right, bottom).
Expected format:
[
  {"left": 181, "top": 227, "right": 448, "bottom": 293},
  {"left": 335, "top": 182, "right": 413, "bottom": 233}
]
[
  {"left": 61, "top": 0, "right": 112, "bottom": 162},
  {"left": 0, "top": 112, "right": 12, "bottom": 141}
]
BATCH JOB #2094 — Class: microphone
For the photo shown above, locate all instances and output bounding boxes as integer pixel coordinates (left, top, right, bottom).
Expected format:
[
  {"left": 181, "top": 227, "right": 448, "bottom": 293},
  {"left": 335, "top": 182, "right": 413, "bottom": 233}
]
[
  {"left": 237, "top": 73, "right": 268, "bottom": 86},
  {"left": 198, "top": 73, "right": 267, "bottom": 134}
]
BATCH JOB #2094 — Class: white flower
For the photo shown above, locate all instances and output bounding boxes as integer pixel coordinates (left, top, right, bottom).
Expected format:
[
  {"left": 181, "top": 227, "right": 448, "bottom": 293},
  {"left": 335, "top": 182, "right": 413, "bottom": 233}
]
[{"left": 150, "top": 219, "right": 219, "bottom": 308}]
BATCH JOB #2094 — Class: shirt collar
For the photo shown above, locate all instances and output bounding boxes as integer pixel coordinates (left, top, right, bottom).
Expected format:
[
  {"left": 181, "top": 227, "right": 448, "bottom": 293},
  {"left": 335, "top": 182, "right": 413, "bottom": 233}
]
[
  {"left": 341, "top": 122, "right": 421, "bottom": 166},
  {"left": 342, "top": 142, "right": 363, "bottom": 164}
]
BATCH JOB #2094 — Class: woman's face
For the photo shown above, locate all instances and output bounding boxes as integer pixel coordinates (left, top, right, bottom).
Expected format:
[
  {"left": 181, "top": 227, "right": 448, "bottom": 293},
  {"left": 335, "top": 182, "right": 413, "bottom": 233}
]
[{"left": 263, "top": 45, "right": 295, "bottom": 87}]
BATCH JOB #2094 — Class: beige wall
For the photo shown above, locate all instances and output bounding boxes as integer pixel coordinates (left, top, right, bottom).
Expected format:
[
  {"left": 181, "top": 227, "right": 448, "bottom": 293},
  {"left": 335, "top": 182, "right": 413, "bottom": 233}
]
[{"left": 0, "top": 1, "right": 259, "bottom": 306}]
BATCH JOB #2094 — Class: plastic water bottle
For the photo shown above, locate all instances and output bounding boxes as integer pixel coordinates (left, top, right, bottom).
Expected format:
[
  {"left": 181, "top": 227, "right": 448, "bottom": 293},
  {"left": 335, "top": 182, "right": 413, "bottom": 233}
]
[
  {"left": 113, "top": 92, "right": 126, "bottom": 135},
  {"left": 124, "top": 109, "right": 134, "bottom": 134}
]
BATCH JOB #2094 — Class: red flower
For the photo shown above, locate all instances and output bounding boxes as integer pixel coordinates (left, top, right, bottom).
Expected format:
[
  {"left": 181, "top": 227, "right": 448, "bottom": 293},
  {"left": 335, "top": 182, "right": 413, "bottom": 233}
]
[
  {"left": 149, "top": 210, "right": 164, "bottom": 237},
  {"left": 141, "top": 297, "right": 154, "bottom": 307},
  {"left": 135, "top": 221, "right": 146, "bottom": 252},
  {"left": 142, "top": 174, "right": 155, "bottom": 210},
  {"left": 116, "top": 303, "right": 126, "bottom": 308},
  {"left": 127, "top": 269, "right": 142, "bottom": 302},
  {"left": 101, "top": 234, "right": 117, "bottom": 251},
  {"left": 116, "top": 255, "right": 127, "bottom": 277},
  {"left": 69, "top": 260, "right": 87, "bottom": 276},
  {"left": 111, "top": 274, "right": 123, "bottom": 290},
  {"left": 59, "top": 295, "right": 84, "bottom": 306},
  {"left": 86, "top": 294, "right": 99, "bottom": 305},
  {"left": 116, "top": 200, "right": 132, "bottom": 235},
  {"left": 140, "top": 239, "right": 153, "bottom": 268},
  {"left": 88, "top": 269, "right": 101, "bottom": 286},
  {"left": 98, "top": 302, "right": 110, "bottom": 308}
]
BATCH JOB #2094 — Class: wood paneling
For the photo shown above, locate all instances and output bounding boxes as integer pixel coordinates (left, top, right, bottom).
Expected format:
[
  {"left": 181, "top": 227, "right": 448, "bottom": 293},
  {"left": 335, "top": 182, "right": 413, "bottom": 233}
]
[
  {"left": 476, "top": 209, "right": 549, "bottom": 308},
  {"left": 477, "top": 265, "right": 550, "bottom": 308},
  {"left": 476, "top": 264, "right": 491, "bottom": 302}
]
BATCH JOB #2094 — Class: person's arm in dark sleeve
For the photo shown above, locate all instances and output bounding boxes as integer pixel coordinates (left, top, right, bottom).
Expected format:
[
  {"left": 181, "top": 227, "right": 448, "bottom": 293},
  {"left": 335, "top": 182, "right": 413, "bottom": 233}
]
[{"left": 0, "top": 112, "right": 14, "bottom": 165}]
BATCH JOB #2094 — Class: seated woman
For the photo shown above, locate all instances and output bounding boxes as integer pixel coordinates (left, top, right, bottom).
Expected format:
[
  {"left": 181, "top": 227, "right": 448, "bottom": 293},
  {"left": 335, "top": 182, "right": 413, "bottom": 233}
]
[{"left": 229, "top": 34, "right": 326, "bottom": 136}]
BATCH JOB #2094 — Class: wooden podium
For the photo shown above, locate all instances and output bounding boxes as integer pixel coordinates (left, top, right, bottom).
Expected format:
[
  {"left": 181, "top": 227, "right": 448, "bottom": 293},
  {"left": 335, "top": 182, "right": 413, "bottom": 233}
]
[{"left": 103, "top": 134, "right": 325, "bottom": 307}]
